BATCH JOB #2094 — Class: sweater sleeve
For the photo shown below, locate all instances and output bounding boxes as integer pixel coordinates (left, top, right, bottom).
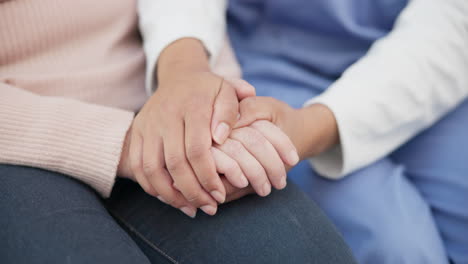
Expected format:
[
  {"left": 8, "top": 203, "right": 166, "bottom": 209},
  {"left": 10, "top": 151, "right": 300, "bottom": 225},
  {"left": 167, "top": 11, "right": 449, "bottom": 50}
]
[
  {"left": 0, "top": 83, "right": 134, "bottom": 197},
  {"left": 304, "top": 0, "right": 468, "bottom": 179},
  {"left": 138, "top": 0, "right": 227, "bottom": 94}
]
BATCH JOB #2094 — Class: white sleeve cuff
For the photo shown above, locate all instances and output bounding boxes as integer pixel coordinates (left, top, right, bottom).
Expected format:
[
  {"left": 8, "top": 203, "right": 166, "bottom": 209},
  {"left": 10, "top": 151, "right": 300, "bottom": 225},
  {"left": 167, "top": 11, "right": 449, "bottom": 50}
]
[
  {"left": 303, "top": 84, "right": 385, "bottom": 179},
  {"left": 138, "top": 0, "right": 227, "bottom": 95},
  {"left": 304, "top": 94, "right": 348, "bottom": 179}
]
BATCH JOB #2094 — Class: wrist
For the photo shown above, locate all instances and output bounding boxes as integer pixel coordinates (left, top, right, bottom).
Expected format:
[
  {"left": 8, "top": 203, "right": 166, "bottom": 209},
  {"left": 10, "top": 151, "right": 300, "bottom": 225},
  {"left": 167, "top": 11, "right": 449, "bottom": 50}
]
[
  {"left": 296, "top": 104, "right": 339, "bottom": 159},
  {"left": 157, "top": 38, "right": 211, "bottom": 83},
  {"left": 117, "top": 128, "right": 133, "bottom": 180}
]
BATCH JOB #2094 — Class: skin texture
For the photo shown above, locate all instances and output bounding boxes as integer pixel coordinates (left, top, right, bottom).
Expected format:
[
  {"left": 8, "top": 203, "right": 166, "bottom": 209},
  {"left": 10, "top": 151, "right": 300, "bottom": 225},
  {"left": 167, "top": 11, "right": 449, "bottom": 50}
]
[
  {"left": 118, "top": 96, "right": 339, "bottom": 216},
  {"left": 221, "top": 97, "right": 340, "bottom": 201},
  {"left": 236, "top": 97, "right": 339, "bottom": 160},
  {"left": 214, "top": 121, "right": 298, "bottom": 196},
  {"left": 117, "top": 38, "right": 299, "bottom": 217}
]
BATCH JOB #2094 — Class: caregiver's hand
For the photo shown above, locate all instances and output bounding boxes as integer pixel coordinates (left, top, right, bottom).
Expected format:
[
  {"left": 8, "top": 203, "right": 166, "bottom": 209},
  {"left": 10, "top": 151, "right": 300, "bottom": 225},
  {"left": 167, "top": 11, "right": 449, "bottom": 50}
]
[
  {"left": 118, "top": 38, "right": 254, "bottom": 217},
  {"left": 211, "top": 120, "right": 299, "bottom": 197},
  {"left": 235, "top": 97, "right": 339, "bottom": 160}
]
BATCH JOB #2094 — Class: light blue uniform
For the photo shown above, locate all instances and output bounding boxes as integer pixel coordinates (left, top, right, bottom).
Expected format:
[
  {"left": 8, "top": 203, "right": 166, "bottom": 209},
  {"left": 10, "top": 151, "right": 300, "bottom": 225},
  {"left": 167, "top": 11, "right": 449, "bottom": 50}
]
[{"left": 228, "top": 1, "right": 468, "bottom": 263}]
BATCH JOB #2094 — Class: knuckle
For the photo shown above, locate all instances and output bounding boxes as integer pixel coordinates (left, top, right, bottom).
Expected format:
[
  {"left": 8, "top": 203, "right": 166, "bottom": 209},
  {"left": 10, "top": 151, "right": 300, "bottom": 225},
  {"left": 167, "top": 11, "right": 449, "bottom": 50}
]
[
  {"left": 142, "top": 160, "right": 158, "bottom": 176},
  {"left": 225, "top": 163, "right": 239, "bottom": 176},
  {"left": 223, "top": 105, "right": 239, "bottom": 120},
  {"left": 165, "top": 155, "right": 183, "bottom": 172},
  {"left": 130, "top": 160, "right": 142, "bottom": 174},
  {"left": 217, "top": 93, "right": 238, "bottom": 112},
  {"left": 247, "top": 168, "right": 267, "bottom": 184},
  {"left": 175, "top": 182, "right": 205, "bottom": 205},
  {"left": 186, "top": 143, "right": 208, "bottom": 161},
  {"left": 195, "top": 107, "right": 212, "bottom": 121},
  {"left": 185, "top": 192, "right": 202, "bottom": 204},
  {"left": 222, "top": 158, "right": 239, "bottom": 176},
  {"left": 245, "top": 128, "right": 267, "bottom": 147},
  {"left": 228, "top": 140, "right": 244, "bottom": 153},
  {"left": 200, "top": 176, "right": 218, "bottom": 190}
]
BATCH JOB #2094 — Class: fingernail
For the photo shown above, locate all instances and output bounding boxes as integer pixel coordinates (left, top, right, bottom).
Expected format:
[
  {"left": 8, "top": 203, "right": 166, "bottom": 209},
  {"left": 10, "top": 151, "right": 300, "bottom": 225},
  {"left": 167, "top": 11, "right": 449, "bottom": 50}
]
[
  {"left": 214, "top": 122, "right": 230, "bottom": 144},
  {"left": 200, "top": 205, "right": 217, "bottom": 216},
  {"left": 262, "top": 182, "right": 271, "bottom": 197},
  {"left": 279, "top": 177, "right": 287, "bottom": 189},
  {"left": 288, "top": 150, "right": 300, "bottom": 165},
  {"left": 157, "top": 196, "right": 167, "bottom": 204},
  {"left": 180, "top": 206, "right": 197, "bottom": 218},
  {"left": 210, "top": 190, "right": 225, "bottom": 204},
  {"left": 239, "top": 174, "right": 249, "bottom": 188}
]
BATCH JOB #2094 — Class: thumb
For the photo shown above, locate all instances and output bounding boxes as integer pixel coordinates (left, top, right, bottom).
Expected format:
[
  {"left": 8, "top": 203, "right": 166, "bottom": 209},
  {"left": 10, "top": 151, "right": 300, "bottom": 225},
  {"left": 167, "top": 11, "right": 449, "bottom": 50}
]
[
  {"left": 211, "top": 79, "right": 240, "bottom": 144},
  {"left": 235, "top": 96, "right": 274, "bottom": 128},
  {"left": 225, "top": 77, "right": 256, "bottom": 100}
]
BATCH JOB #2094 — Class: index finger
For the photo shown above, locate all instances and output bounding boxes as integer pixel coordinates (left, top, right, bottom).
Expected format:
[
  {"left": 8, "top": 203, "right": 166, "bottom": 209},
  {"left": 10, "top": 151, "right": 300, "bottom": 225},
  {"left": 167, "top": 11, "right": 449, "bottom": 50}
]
[
  {"left": 163, "top": 120, "right": 219, "bottom": 215},
  {"left": 185, "top": 106, "right": 227, "bottom": 204},
  {"left": 250, "top": 120, "right": 299, "bottom": 167}
]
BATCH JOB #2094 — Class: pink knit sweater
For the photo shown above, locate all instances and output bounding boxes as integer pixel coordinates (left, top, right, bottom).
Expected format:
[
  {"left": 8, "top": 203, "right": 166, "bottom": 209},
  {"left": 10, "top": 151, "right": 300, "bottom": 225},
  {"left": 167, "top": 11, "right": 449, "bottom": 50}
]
[
  {"left": 0, "top": 0, "right": 147, "bottom": 197},
  {"left": 0, "top": 0, "right": 240, "bottom": 197}
]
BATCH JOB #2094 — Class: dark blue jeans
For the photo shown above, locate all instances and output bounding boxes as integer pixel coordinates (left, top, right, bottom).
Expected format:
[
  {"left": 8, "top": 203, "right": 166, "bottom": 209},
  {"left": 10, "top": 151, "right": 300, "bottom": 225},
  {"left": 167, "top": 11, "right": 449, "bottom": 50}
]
[{"left": 0, "top": 165, "right": 356, "bottom": 263}]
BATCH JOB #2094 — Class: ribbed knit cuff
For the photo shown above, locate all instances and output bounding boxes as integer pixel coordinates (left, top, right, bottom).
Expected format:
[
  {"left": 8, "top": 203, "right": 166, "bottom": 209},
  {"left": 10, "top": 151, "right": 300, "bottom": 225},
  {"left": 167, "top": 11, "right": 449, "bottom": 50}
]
[{"left": 0, "top": 85, "right": 134, "bottom": 197}]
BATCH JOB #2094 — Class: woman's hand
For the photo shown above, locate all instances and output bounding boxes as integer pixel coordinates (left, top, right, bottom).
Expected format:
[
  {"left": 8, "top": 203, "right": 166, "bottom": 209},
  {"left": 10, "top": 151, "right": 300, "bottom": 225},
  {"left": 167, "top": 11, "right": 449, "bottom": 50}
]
[
  {"left": 235, "top": 97, "right": 339, "bottom": 160},
  {"left": 118, "top": 39, "right": 255, "bottom": 217},
  {"left": 118, "top": 130, "right": 259, "bottom": 205},
  {"left": 119, "top": 119, "right": 300, "bottom": 210},
  {"left": 211, "top": 120, "right": 299, "bottom": 197}
]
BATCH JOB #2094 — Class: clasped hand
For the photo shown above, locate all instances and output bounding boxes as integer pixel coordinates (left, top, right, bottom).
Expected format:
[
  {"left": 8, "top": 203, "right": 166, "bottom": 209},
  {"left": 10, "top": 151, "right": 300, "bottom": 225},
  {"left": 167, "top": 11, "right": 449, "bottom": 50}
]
[
  {"left": 118, "top": 70, "right": 299, "bottom": 218},
  {"left": 115, "top": 39, "right": 317, "bottom": 218}
]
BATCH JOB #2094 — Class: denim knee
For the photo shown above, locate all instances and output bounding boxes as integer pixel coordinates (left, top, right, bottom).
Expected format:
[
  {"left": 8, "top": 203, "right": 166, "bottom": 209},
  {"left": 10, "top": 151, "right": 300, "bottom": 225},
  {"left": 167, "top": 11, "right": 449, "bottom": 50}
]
[
  {"left": 107, "top": 180, "right": 357, "bottom": 264},
  {"left": 0, "top": 165, "right": 150, "bottom": 264}
]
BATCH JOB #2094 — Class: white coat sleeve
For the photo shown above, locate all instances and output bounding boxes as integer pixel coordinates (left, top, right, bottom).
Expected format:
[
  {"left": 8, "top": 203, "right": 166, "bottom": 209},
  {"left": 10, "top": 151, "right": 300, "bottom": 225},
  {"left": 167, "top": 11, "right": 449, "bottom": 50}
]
[
  {"left": 305, "top": 0, "right": 468, "bottom": 179},
  {"left": 138, "top": 0, "right": 227, "bottom": 94}
]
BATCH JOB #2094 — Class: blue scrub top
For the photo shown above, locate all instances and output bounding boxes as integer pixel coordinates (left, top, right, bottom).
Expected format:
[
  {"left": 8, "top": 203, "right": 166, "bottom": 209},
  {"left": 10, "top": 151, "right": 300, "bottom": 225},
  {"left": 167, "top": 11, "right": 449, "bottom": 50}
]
[{"left": 228, "top": 0, "right": 408, "bottom": 108}]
